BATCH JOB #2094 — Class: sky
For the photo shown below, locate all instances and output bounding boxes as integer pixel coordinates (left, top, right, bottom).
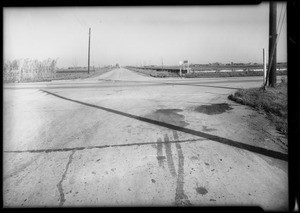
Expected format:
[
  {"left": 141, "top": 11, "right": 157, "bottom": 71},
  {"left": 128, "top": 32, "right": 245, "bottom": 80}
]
[{"left": 4, "top": 3, "right": 287, "bottom": 68}]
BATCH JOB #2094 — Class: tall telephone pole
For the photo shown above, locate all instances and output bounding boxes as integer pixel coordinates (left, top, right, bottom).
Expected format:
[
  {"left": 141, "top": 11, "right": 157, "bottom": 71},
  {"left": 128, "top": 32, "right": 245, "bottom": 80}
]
[
  {"left": 268, "top": 2, "right": 277, "bottom": 87},
  {"left": 88, "top": 28, "right": 91, "bottom": 74}
]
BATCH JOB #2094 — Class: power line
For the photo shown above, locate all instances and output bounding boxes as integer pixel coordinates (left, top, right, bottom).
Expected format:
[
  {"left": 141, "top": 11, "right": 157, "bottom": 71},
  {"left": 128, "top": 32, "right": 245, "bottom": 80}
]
[
  {"left": 277, "top": 5, "right": 286, "bottom": 41},
  {"left": 277, "top": 3, "right": 284, "bottom": 30},
  {"left": 72, "top": 11, "right": 88, "bottom": 31}
]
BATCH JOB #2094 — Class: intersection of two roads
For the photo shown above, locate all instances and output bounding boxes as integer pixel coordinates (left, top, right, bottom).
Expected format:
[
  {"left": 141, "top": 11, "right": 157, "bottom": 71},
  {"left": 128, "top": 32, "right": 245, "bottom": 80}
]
[{"left": 3, "top": 68, "right": 288, "bottom": 209}]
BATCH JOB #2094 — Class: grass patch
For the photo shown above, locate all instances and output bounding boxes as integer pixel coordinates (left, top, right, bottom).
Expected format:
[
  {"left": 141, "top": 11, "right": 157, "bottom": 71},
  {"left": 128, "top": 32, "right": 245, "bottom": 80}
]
[
  {"left": 184, "top": 70, "right": 287, "bottom": 78},
  {"left": 126, "top": 67, "right": 180, "bottom": 78},
  {"left": 54, "top": 67, "right": 114, "bottom": 81},
  {"left": 228, "top": 79, "right": 287, "bottom": 136},
  {"left": 126, "top": 66, "right": 287, "bottom": 78}
]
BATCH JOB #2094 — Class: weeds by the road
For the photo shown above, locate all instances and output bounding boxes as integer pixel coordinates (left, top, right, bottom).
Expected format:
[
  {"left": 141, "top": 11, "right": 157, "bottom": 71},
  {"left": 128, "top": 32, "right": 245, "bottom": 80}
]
[{"left": 228, "top": 78, "right": 287, "bottom": 136}]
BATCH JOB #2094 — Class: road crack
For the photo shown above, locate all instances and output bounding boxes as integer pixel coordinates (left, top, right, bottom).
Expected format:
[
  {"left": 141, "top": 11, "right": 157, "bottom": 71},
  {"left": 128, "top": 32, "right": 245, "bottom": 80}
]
[
  {"left": 57, "top": 150, "right": 75, "bottom": 207},
  {"left": 4, "top": 139, "right": 200, "bottom": 154}
]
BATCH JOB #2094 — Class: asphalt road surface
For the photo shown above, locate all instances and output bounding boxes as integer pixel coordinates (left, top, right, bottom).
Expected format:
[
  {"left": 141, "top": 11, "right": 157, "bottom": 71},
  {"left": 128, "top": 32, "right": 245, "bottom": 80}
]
[{"left": 3, "top": 68, "right": 288, "bottom": 209}]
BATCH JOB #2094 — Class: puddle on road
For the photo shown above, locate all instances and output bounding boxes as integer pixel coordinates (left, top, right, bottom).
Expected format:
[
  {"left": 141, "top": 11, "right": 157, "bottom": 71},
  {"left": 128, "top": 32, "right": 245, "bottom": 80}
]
[
  {"left": 195, "top": 103, "right": 233, "bottom": 115},
  {"left": 145, "top": 109, "right": 189, "bottom": 127}
]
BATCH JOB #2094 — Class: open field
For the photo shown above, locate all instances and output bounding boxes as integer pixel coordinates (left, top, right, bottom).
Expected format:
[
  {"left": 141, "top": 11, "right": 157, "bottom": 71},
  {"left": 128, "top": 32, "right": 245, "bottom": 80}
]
[
  {"left": 184, "top": 70, "right": 287, "bottom": 78},
  {"left": 126, "top": 66, "right": 287, "bottom": 78},
  {"left": 134, "top": 63, "right": 287, "bottom": 72}
]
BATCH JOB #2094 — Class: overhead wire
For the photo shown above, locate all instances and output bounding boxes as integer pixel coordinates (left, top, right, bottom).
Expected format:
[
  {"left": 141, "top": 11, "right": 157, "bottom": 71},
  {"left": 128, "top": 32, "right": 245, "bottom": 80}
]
[{"left": 277, "top": 3, "right": 284, "bottom": 30}]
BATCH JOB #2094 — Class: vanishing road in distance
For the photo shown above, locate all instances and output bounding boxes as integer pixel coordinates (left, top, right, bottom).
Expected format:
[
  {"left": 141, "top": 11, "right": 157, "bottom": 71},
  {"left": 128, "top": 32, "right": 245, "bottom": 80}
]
[{"left": 3, "top": 68, "right": 288, "bottom": 209}]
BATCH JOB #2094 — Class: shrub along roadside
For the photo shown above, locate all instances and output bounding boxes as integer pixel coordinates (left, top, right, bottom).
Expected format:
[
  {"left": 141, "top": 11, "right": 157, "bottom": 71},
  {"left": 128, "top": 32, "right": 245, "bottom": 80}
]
[{"left": 228, "top": 79, "right": 287, "bottom": 136}]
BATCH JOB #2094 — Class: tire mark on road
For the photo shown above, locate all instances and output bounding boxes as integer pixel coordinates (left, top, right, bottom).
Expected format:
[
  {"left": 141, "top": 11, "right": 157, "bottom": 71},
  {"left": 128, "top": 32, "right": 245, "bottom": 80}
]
[
  {"left": 164, "top": 134, "right": 177, "bottom": 177},
  {"left": 173, "top": 131, "right": 192, "bottom": 206},
  {"left": 156, "top": 138, "right": 165, "bottom": 168},
  {"left": 57, "top": 150, "right": 75, "bottom": 207},
  {"left": 3, "top": 153, "right": 43, "bottom": 181},
  {"left": 40, "top": 89, "right": 288, "bottom": 161}
]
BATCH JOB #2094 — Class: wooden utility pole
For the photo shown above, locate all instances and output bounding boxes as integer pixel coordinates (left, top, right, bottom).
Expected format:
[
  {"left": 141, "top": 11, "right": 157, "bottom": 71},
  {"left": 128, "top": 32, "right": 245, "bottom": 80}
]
[
  {"left": 263, "top": 48, "right": 267, "bottom": 83},
  {"left": 268, "top": 2, "right": 277, "bottom": 87},
  {"left": 88, "top": 28, "right": 91, "bottom": 74}
]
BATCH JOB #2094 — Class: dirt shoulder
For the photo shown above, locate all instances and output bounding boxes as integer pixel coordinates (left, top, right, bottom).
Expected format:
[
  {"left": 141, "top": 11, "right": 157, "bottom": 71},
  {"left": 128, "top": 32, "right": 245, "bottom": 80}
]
[{"left": 228, "top": 79, "right": 287, "bottom": 137}]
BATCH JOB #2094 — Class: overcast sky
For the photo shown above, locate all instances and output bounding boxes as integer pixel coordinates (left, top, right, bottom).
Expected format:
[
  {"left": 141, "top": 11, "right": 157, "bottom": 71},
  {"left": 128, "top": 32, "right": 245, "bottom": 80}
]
[{"left": 4, "top": 3, "right": 287, "bottom": 68}]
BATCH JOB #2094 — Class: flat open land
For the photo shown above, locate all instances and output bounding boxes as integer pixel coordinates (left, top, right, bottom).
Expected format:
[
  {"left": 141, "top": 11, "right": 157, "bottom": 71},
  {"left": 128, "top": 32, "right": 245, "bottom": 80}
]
[{"left": 3, "top": 68, "right": 288, "bottom": 209}]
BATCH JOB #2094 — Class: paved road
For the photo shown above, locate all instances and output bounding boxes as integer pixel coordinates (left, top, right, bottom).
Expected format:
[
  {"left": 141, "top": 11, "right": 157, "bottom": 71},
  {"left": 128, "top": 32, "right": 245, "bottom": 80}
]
[{"left": 3, "top": 68, "right": 288, "bottom": 209}]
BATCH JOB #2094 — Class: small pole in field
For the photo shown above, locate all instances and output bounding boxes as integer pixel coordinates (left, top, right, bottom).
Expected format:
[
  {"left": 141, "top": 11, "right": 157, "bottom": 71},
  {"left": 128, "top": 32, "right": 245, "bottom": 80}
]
[
  {"left": 263, "top": 48, "right": 267, "bottom": 84},
  {"left": 88, "top": 28, "right": 91, "bottom": 74}
]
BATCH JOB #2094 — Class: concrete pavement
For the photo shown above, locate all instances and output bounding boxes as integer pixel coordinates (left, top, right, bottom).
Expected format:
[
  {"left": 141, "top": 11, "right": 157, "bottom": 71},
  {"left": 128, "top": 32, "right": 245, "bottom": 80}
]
[{"left": 3, "top": 68, "right": 288, "bottom": 209}]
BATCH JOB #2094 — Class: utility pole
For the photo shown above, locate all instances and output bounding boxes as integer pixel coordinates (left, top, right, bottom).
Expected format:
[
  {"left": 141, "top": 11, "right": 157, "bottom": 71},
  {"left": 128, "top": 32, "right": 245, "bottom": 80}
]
[
  {"left": 263, "top": 48, "right": 267, "bottom": 83},
  {"left": 88, "top": 28, "right": 91, "bottom": 74},
  {"left": 268, "top": 2, "right": 277, "bottom": 87}
]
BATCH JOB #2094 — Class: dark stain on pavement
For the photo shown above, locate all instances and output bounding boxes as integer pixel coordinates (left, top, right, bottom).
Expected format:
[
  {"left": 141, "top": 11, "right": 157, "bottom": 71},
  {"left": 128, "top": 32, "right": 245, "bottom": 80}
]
[
  {"left": 145, "top": 109, "right": 189, "bottom": 127},
  {"left": 202, "top": 126, "right": 217, "bottom": 132},
  {"left": 196, "top": 187, "right": 208, "bottom": 195},
  {"left": 151, "top": 179, "right": 156, "bottom": 183},
  {"left": 195, "top": 103, "right": 233, "bottom": 115},
  {"left": 191, "top": 156, "right": 198, "bottom": 160}
]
